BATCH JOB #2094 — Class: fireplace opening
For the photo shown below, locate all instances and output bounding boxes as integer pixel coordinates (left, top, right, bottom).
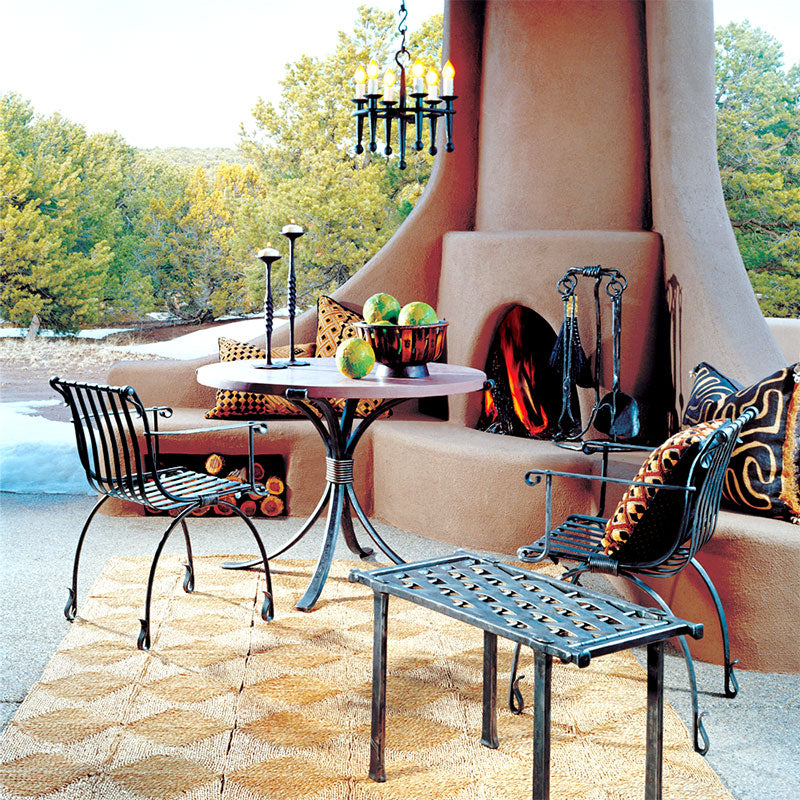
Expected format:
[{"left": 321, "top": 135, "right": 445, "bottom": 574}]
[{"left": 477, "top": 305, "right": 565, "bottom": 438}]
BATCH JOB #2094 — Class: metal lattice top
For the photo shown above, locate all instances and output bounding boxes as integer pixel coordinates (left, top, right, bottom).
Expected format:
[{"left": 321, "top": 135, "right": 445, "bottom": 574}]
[{"left": 350, "top": 551, "right": 701, "bottom": 667}]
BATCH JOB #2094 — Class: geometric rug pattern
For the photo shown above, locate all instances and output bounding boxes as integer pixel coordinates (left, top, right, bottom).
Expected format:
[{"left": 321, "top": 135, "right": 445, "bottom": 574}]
[{"left": 0, "top": 556, "right": 733, "bottom": 799}]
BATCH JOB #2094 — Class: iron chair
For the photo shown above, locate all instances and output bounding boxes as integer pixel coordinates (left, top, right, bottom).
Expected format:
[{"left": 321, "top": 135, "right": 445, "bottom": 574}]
[
  {"left": 50, "top": 377, "right": 274, "bottom": 650},
  {"left": 511, "top": 407, "right": 756, "bottom": 754}
]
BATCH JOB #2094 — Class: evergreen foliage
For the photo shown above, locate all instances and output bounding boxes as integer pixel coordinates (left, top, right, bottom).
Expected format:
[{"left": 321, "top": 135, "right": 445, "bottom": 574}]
[{"left": 715, "top": 22, "right": 800, "bottom": 317}]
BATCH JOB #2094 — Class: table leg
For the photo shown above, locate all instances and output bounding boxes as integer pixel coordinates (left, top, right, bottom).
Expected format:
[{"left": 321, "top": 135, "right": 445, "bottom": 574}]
[
  {"left": 370, "top": 591, "right": 389, "bottom": 782},
  {"left": 646, "top": 642, "right": 664, "bottom": 800},
  {"left": 341, "top": 491, "right": 374, "bottom": 558},
  {"left": 532, "top": 651, "right": 552, "bottom": 800},
  {"left": 481, "top": 631, "right": 499, "bottom": 749},
  {"left": 296, "top": 480, "right": 346, "bottom": 611}
]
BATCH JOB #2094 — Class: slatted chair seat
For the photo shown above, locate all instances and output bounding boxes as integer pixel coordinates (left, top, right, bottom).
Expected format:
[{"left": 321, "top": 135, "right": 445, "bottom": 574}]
[{"left": 51, "top": 377, "right": 275, "bottom": 650}]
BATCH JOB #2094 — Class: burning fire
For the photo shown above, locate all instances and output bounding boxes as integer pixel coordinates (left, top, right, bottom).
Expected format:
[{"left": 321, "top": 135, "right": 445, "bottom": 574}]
[{"left": 482, "top": 306, "right": 549, "bottom": 435}]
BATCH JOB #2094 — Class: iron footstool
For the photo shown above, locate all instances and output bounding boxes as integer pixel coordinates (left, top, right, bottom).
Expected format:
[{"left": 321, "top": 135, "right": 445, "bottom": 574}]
[{"left": 349, "top": 551, "right": 703, "bottom": 800}]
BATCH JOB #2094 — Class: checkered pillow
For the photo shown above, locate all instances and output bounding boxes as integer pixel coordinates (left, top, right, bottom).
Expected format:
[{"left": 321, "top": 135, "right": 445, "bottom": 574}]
[{"left": 205, "top": 338, "right": 316, "bottom": 418}]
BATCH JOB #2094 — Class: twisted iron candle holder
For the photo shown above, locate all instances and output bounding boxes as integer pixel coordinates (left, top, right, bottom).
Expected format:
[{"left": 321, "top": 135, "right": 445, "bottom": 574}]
[
  {"left": 254, "top": 248, "right": 286, "bottom": 370},
  {"left": 279, "top": 226, "right": 309, "bottom": 366}
]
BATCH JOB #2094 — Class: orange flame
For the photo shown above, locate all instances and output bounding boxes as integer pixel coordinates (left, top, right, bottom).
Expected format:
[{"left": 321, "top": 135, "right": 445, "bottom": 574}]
[{"left": 499, "top": 309, "right": 548, "bottom": 435}]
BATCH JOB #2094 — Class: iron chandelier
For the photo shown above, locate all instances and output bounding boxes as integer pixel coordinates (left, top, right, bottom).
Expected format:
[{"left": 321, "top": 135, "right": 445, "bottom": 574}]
[{"left": 352, "top": 1, "right": 456, "bottom": 169}]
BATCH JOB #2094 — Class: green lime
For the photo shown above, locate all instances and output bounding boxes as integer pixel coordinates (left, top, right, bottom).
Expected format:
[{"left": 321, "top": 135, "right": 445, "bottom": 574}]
[
  {"left": 336, "top": 337, "right": 375, "bottom": 379},
  {"left": 363, "top": 292, "right": 401, "bottom": 324},
  {"left": 398, "top": 301, "right": 438, "bottom": 325}
]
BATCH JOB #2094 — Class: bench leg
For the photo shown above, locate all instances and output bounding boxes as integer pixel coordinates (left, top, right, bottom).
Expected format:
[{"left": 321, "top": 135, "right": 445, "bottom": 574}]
[
  {"left": 532, "top": 651, "right": 552, "bottom": 800},
  {"left": 646, "top": 642, "right": 664, "bottom": 800},
  {"left": 369, "top": 591, "right": 389, "bottom": 782},
  {"left": 481, "top": 631, "right": 499, "bottom": 748}
]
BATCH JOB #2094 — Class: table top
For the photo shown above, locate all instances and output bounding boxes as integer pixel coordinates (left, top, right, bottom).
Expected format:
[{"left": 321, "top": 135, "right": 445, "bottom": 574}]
[
  {"left": 197, "top": 357, "right": 486, "bottom": 400},
  {"left": 349, "top": 551, "right": 703, "bottom": 667}
]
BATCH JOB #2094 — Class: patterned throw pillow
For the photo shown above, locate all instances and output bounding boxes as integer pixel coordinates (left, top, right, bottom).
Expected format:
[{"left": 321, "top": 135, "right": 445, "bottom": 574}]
[
  {"left": 315, "top": 295, "right": 363, "bottom": 357},
  {"left": 206, "top": 339, "right": 317, "bottom": 418},
  {"left": 602, "top": 421, "right": 725, "bottom": 562},
  {"left": 683, "top": 363, "right": 800, "bottom": 522},
  {"left": 682, "top": 362, "right": 743, "bottom": 426}
]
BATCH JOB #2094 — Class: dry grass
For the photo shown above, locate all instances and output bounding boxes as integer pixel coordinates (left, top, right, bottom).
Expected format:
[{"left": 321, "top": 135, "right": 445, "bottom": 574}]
[{"left": 0, "top": 338, "right": 161, "bottom": 371}]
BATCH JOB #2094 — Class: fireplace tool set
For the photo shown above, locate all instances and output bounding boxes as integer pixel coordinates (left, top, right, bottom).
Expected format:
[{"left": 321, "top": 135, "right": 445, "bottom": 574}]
[{"left": 550, "top": 265, "right": 640, "bottom": 442}]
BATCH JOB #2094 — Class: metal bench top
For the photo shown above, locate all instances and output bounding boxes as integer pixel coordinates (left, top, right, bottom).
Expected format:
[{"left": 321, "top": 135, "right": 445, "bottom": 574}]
[{"left": 349, "top": 550, "right": 702, "bottom": 667}]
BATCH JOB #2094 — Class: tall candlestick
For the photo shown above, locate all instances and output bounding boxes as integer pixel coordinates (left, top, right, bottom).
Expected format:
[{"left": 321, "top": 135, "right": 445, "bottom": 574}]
[
  {"left": 442, "top": 60, "right": 455, "bottom": 96},
  {"left": 255, "top": 246, "right": 287, "bottom": 369},
  {"left": 279, "top": 222, "right": 310, "bottom": 366}
]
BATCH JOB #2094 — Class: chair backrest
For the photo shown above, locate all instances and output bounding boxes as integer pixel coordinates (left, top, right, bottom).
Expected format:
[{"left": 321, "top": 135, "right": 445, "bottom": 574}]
[
  {"left": 632, "top": 407, "right": 756, "bottom": 577},
  {"left": 50, "top": 377, "right": 156, "bottom": 503}
]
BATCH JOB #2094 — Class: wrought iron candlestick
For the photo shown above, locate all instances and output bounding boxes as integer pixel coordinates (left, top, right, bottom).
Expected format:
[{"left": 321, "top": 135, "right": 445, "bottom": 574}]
[
  {"left": 255, "top": 247, "right": 286, "bottom": 370},
  {"left": 280, "top": 223, "right": 309, "bottom": 366}
]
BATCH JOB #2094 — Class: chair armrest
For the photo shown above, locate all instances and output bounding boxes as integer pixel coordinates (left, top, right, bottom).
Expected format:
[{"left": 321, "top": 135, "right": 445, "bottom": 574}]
[
  {"left": 555, "top": 439, "right": 652, "bottom": 455},
  {"left": 524, "top": 468, "right": 696, "bottom": 493},
  {"left": 148, "top": 421, "right": 268, "bottom": 495},
  {"left": 149, "top": 421, "right": 269, "bottom": 436}
]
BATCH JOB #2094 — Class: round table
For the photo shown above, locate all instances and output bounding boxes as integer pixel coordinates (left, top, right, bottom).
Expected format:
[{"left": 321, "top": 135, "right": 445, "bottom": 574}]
[{"left": 197, "top": 357, "right": 487, "bottom": 610}]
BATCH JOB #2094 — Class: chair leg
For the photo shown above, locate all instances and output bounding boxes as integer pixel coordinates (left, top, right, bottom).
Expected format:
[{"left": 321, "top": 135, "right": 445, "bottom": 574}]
[
  {"left": 218, "top": 500, "right": 274, "bottom": 622},
  {"left": 138, "top": 507, "right": 195, "bottom": 651},
  {"left": 625, "top": 574, "right": 710, "bottom": 755},
  {"left": 180, "top": 517, "right": 195, "bottom": 593},
  {"left": 508, "top": 643, "right": 525, "bottom": 714},
  {"left": 65, "top": 496, "right": 109, "bottom": 622},
  {"left": 690, "top": 558, "right": 738, "bottom": 698}
]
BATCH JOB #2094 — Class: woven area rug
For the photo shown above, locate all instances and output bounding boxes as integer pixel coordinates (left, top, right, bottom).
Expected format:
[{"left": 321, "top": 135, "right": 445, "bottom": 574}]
[{"left": 0, "top": 555, "right": 733, "bottom": 800}]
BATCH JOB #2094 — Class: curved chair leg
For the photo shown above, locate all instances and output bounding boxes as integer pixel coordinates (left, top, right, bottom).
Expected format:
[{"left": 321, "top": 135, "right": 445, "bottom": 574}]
[
  {"left": 180, "top": 517, "right": 195, "bottom": 593},
  {"left": 138, "top": 506, "right": 196, "bottom": 651},
  {"left": 508, "top": 643, "right": 525, "bottom": 714},
  {"left": 690, "top": 558, "right": 738, "bottom": 698},
  {"left": 624, "top": 574, "right": 710, "bottom": 755},
  {"left": 217, "top": 500, "right": 274, "bottom": 623},
  {"left": 65, "top": 495, "right": 109, "bottom": 622}
]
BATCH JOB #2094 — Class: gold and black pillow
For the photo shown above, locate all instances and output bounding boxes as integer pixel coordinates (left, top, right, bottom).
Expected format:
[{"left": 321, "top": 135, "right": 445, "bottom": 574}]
[
  {"left": 205, "top": 338, "right": 316, "bottom": 419},
  {"left": 315, "top": 295, "right": 363, "bottom": 357},
  {"left": 682, "top": 362, "right": 800, "bottom": 522},
  {"left": 602, "top": 421, "right": 725, "bottom": 563}
]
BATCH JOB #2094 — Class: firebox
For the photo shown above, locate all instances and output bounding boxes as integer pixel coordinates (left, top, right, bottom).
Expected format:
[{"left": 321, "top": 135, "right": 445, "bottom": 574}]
[{"left": 477, "top": 305, "right": 564, "bottom": 438}]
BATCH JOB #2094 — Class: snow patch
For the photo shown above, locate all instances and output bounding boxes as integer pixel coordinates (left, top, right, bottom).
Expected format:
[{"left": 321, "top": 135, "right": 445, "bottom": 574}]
[{"left": 0, "top": 401, "right": 93, "bottom": 495}]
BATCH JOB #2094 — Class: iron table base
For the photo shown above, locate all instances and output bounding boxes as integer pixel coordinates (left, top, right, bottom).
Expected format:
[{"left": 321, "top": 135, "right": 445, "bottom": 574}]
[{"left": 222, "top": 394, "right": 407, "bottom": 610}]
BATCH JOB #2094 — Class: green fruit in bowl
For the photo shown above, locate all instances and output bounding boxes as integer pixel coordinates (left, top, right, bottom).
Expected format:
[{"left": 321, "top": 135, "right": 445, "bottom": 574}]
[
  {"left": 336, "top": 337, "right": 375, "bottom": 379},
  {"left": 363, "top": 292, "right": 401, "bottom": 324},
  {"left": 371, "top": 320, "right": 393, "bottom": 326},
  {"left": 398, "top": 301, "right": 438, "bottom": 326}
]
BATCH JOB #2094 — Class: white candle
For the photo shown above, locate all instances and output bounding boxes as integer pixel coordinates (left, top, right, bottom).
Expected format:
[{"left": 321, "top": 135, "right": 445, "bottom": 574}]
[
  {"left": 258, "top": 246, "right": 280, "bottom": 259},
  {"left": 366, "top": 59, "right": 380, "bottom": 96},
  {"left": 281, "top": 220, "right": 303, "bottom": 234},
  {"left": 426, "top": 68, "right": 439, "bottom": 101},
  {"left": 354, "top": 64, "right": 366, "bottom": 99},
  {"left": 442, "top": 60, "right": 455, "bottom": 96},
  {"left": 383, "top": 68, "right": 396, "bottom": 102},
  {"left": 411, "top": 59, "right": 425, "bottom": 94}
]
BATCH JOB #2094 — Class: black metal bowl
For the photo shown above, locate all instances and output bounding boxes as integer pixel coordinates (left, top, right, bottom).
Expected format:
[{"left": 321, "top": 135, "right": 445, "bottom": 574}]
[{"left": 354, "top": 321, "right": 448, "bottom": 378}]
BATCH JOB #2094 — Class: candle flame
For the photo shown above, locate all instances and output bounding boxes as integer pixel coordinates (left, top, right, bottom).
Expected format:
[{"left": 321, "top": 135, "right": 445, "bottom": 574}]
[
  {"left": 426, "top": 67, "right": 439, "bottom": 86},
  {"left": 367, "top": 59, "right": 380, "bottom": 79},
  {"left": 412, "top": 59, "right": 425, "bottom": 78},
  {"left": 443, "top": 60, "right": 455, "bottom": 79},
  {"left": 354, "top": 64, "right": 366, "bottom": 84},
  {"left": 290, "top": 218, "right": 295, "bottom": 224},
  {"left": 383, "top": 68, "right": 396, "bottom": 87}
]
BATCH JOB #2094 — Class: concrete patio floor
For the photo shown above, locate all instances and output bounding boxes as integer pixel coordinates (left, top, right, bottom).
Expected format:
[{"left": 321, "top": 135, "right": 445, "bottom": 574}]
[{"left": 1, "top": 492, "right": 798, "bottom": 799}]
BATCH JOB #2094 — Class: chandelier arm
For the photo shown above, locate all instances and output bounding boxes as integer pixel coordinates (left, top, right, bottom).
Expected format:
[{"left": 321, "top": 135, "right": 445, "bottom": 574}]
[
  {"left": 368, "top": 97, "right": 379, "bottom": 153},
  {"left": 444, "top": 98, "right": 457, "bottom": 153},
  {"left": 383, "top": 103, "right": 394, "bottom": 156},
  {"left": 427, "top": 100, "right": 440, "bottom": 155}
]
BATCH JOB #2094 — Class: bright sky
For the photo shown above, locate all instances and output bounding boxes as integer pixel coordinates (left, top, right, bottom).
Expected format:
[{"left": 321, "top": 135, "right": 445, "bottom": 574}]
[{"left": 0, "top": 0, "right": 797, "bottom": 150}]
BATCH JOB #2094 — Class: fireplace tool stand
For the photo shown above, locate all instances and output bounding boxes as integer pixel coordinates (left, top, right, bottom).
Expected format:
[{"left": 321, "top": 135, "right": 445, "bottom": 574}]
[{"left": 551, "top": 266, "right": 639, "bottom": 444}]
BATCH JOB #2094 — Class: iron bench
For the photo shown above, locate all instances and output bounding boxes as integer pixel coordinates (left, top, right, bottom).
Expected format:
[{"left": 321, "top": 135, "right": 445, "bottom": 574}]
[{"left": 349, "top": 550, "right": 703, "bottom": 800}]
